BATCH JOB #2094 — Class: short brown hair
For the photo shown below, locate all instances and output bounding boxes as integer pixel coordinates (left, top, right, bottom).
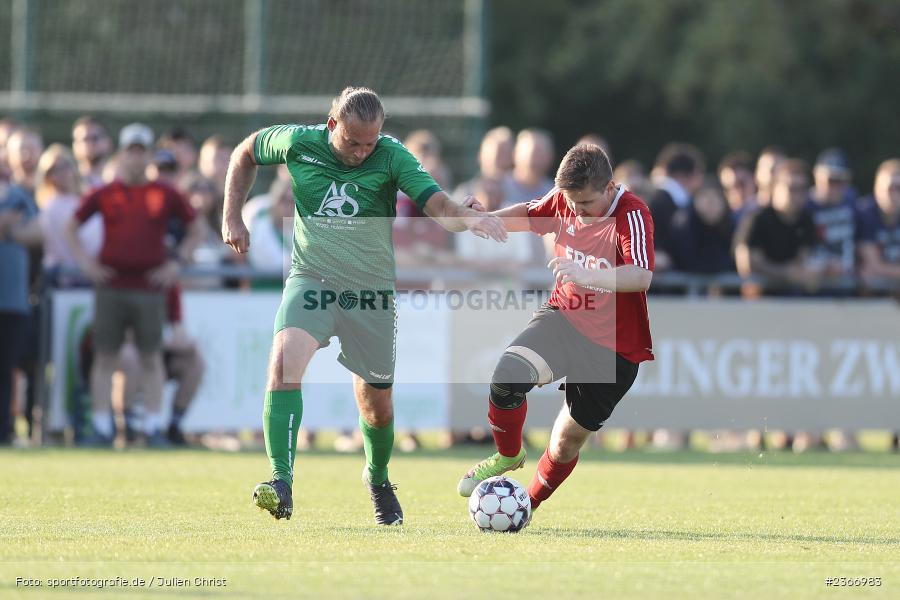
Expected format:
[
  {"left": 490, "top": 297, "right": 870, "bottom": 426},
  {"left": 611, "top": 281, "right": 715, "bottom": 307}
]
[
  {"left": 655, "top": 143, "right": 705, "bottom": 177},
  {"left": 72, "top": 115, "right": 107, "bottom": 135},
  {"left": 329, "top": 86, "right": 385, "bottom": 123},
  {"left": 554, "top": 144, "right": 612, "bottom": 191}
]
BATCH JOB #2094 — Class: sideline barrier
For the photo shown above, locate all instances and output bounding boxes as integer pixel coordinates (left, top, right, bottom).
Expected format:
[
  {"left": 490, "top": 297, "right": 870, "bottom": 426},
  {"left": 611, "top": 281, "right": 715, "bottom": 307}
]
[
  {"left": 449, "top": 298, "right": 900, "bottom": 430},
  {"left": 46, "top": 287, "right": 900, "bottom": 434}
]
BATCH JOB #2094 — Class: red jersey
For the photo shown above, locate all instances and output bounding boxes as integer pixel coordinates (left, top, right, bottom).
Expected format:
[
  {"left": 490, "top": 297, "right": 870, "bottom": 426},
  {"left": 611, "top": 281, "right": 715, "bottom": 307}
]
[
  {"left": 527, "top": 186, "right": 654, "bottom": 363},
  {"left": 74, "top": 180, "right": 195, "bottom": 289}
]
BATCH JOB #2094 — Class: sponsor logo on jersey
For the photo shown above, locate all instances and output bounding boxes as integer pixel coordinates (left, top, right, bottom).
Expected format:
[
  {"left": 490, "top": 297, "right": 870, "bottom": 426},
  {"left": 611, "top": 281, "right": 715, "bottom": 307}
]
[
  {"left": 564, "top": 245, "right": 612, "bottom": 270},
  {"left": 566, "top": 224, "right": 576, "bottom": 236},
  {"left": 314, "top": 181, "right": 360, "bottom": 217},
  {"left": 301, "top": 154, "right": 326, "bottom": 166}
]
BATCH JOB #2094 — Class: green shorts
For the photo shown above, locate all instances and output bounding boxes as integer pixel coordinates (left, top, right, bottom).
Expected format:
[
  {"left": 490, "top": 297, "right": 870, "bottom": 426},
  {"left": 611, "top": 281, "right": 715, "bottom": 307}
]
[{"left": 274, "top": 275, "right": 397, "bottom": 386}]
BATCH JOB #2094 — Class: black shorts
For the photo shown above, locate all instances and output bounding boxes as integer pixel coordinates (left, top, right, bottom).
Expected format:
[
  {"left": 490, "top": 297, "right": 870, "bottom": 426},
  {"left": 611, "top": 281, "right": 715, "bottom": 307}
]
[{"left": 508, "top": 304, "right": 639, "bottom": 431}]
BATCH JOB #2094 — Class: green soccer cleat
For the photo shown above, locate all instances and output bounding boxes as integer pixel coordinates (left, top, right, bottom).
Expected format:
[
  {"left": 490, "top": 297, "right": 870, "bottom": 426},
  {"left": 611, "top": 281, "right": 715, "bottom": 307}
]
[
  {"left": 253, "top": 479, "right": 293, "bottom": 520},
  {"left": 457, "top": 448, "right": 527, "bottom": 497}
]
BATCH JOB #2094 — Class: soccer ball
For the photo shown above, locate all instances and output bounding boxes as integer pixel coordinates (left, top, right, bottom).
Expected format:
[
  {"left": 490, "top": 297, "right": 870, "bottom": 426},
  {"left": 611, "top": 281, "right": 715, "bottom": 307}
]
[{"left": 468, "top": 476, "right": 531, "bottom": 532}]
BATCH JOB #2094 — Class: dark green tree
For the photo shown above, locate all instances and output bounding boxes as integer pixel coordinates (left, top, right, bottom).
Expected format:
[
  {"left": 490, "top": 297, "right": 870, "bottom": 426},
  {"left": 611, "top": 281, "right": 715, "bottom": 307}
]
[{"left": 490, "top": 0, "right": 900, "bottom": 185}]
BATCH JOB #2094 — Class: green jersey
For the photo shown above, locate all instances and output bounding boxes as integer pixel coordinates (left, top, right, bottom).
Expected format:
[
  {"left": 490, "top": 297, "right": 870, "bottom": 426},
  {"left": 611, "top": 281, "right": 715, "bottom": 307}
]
[{"left": 254, "top": 123, "right": 441, "bottom": 291}]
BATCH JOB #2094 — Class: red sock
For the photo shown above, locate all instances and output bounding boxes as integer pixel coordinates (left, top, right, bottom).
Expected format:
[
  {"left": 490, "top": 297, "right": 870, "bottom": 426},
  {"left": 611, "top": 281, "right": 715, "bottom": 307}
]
[
  {"left": 528, "top": 449, "right": 578, "bottom": 510},
  {"left": 488, "top": 398, "right": 527, "bottom": 457}
]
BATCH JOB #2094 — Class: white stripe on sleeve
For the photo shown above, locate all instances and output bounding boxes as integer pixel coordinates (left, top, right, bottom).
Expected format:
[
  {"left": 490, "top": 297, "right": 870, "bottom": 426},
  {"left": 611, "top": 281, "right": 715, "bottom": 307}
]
[
  {"left": 626, "top": 211, "right": 645, "bottom": 268},
  {"left": 633, "top": 210, "right": 649, "bottom": 269},
  {"left": 626, "top": 211, "right": 637, "bottom": 267}
]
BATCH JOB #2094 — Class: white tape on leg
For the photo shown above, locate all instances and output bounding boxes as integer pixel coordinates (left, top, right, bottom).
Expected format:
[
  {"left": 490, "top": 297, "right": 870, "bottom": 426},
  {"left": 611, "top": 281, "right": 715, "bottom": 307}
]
[{"left": 506, "top": 345, "right": 554, "bottom": 385}]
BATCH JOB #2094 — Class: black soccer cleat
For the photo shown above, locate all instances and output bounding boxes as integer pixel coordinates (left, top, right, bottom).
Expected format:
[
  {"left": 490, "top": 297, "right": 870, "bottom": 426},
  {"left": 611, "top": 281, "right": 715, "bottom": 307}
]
[
  {"left": 253, "top": 479, "right": 293, "bottom": 520},
  {"left": 362, "top": 468, "right": 404, "bottom": 526}
]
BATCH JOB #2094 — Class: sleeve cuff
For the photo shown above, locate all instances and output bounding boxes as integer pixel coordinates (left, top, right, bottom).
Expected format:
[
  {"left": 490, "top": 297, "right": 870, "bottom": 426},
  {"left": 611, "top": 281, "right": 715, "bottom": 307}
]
[
  {"left": 252, "top": 133, "right": 264, "bottom": 165},
  {"left": 414, "top": 185, "right": 442, "bottom": 209}
]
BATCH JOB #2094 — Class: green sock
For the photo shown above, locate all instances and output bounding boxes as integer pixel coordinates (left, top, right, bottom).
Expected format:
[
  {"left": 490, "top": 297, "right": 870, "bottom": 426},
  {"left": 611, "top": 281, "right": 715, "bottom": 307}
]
[
  {"left": 263, "top": 390, "right": 303, "bottom": 488},
  {"left": 359, "top": 415, "right": 394, "bottom": 486}
]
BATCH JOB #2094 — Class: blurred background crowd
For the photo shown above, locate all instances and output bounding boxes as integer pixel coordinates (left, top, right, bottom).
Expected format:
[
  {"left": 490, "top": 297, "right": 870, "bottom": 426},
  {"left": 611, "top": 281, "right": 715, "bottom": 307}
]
[{"left": 4, "top": 116, "right": 899, "bottom": 297}]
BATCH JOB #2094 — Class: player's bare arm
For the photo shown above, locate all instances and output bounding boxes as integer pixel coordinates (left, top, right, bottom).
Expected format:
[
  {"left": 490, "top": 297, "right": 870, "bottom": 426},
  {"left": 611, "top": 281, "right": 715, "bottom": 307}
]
[
  {"left": 222, "top": 132, "right": 260, "bottom": 254},
  {"left": 461, "top": 200, "right": 532, "bottom": 232},
  {"left": 490, "top": 202, "right": 533, "bottom": 232},
  {"left": 423, "top": 190, "right": 508, "bottom": 241},
  {"left": 548, "top": 258, "right": 653, "bottom": 292}
]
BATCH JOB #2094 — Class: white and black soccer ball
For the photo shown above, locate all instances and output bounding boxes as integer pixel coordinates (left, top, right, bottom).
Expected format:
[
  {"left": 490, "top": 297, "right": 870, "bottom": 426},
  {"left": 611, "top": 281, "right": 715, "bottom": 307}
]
[{"left": 468, "top": 476, "right": 531, "bottom": 532}]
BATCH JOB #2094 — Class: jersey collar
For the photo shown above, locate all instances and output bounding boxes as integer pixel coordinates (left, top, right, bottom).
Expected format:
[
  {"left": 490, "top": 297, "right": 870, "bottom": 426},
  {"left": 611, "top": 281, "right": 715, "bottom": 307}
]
[{"left": 603, "top": 185, "right": 626, "bottom": 218}]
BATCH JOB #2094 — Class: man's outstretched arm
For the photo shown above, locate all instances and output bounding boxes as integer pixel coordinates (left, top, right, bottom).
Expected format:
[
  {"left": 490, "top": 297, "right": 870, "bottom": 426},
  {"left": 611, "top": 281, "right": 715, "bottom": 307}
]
[
  {"left": 461, "top": 198, "right": 540, "bottom": 233},
  {"left": 422, "top": 190, "right": 508, "bottom": 242},
  {"left": 490, "top": 203, "right": 533, "bottom": 233}
]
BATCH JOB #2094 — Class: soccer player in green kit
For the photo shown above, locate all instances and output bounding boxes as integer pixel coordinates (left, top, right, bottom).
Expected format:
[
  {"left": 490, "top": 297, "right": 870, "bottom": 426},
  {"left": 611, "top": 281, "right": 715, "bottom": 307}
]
[{"left": 222, "top": 87, "right": 506, "bottom": 525}]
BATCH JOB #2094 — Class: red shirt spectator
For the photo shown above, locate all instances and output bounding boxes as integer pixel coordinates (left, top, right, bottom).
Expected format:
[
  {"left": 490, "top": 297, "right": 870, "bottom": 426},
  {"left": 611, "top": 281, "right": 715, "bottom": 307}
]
[{"left": 74, "top": 180, "right": 195, "bottom": 288}]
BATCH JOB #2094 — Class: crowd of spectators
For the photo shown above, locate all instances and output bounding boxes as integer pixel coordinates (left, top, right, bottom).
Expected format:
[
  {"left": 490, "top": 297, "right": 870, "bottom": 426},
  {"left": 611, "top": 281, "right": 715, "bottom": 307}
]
[
  {"left": 1, "top": 114, "right": 899, "bottom": 450},
  {"left": 404, "top": 125, "right": 900, "bottom": 299}
]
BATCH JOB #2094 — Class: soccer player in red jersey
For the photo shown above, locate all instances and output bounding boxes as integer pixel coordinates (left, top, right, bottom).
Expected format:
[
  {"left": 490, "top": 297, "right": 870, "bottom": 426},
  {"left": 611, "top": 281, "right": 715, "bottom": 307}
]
[{"left": 457, "top": 143, "right": 655, "bottom": 518}]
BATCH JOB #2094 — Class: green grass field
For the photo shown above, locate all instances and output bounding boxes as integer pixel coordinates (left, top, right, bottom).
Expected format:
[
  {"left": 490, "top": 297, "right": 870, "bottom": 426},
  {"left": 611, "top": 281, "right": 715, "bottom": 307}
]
[{"left": 1, "top": 447, "right": 898, "bottom": 599}]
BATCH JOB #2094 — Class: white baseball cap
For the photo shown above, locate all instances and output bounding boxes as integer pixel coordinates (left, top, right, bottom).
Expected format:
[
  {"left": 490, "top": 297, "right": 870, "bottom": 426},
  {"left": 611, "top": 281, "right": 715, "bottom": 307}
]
[{"left": 119, "top": 123, "right": 154, "bottom": 149}]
